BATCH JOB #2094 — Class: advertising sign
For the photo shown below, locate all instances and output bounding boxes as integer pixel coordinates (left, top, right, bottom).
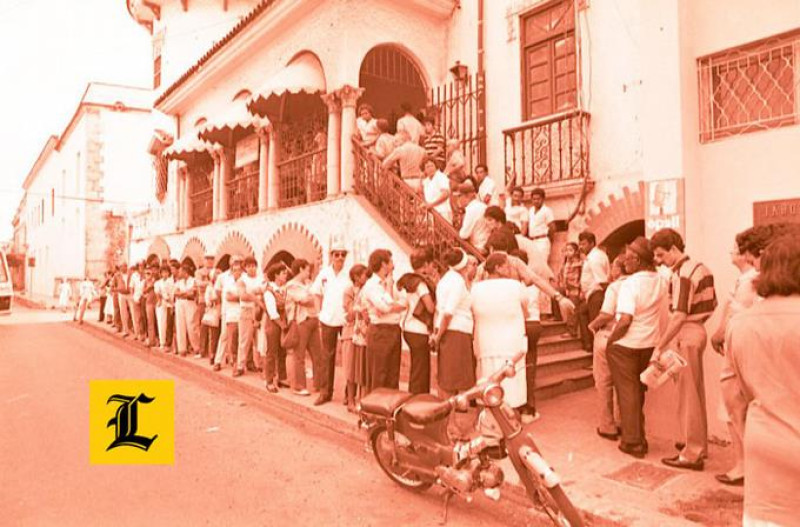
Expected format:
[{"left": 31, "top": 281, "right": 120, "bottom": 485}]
[
  {"left": 645, "top": 178, "right": 685, "bottom": 238},
  {"left": 235, "top": 134, "right": 260, "bottom": 168},
  {"left": 753, "top": 198, "right": 800, "bottom": 226}
]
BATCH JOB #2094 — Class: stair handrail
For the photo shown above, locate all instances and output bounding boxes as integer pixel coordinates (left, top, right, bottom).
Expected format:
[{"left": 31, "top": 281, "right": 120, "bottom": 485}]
[{"left": 352, "top": 139, "right": 484, "bottom": 263}]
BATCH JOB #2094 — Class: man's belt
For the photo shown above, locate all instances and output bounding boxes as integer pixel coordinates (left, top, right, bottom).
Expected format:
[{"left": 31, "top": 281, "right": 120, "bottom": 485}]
[{"left": 529, "top": 234, "right": 549, "bottom": 241}]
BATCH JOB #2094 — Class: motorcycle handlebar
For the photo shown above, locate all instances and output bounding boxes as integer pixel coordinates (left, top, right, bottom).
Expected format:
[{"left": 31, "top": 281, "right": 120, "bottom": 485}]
[{"left": 452, "top": 351, "right": 527, "bottom": 406}]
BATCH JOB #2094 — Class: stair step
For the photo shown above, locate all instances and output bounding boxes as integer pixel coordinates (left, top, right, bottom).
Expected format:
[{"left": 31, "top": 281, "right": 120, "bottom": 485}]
[
  {"left": 537, "top": 334, "right": 585, "bottom": 356},
  {"left": 539, "top": 319, "right": 573, "bottom": 339},
  {"left": 535, "top": 368, "right": 594, "bottom": 401},
  {"left": 536, "top": 349, "right": 593, "bottom": 378}
]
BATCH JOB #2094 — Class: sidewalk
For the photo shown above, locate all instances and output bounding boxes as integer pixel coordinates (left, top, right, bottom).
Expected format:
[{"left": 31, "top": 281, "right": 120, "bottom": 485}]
[{"left": 77, "top": 310, "right": 743, "bottom": 527}]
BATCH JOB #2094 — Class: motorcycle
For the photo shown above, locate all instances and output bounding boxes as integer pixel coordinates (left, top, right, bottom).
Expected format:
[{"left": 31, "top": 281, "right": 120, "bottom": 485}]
[{"left": 359, "top": 351, "right": 583, "bottom": 526}]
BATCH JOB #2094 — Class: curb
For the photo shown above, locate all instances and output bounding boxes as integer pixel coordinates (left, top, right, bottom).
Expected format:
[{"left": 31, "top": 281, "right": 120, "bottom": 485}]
[{"left": 74, "top": 320, "right": 618, "bottom": 527}]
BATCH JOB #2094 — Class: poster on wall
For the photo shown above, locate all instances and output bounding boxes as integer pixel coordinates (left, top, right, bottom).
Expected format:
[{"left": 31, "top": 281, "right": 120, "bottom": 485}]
[
  {"left": 235, "top": 134, "right": 259, "bottom": 168},
  {"left": 753, "top": 198, "right": 800, "bottom": 226},
  {"left": 645, "top": 178, "right": 685, "bottom": 238}
]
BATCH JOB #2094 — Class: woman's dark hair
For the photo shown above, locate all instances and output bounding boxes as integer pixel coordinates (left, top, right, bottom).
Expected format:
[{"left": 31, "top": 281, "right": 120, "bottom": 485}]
[
  {"left": 410, "top": 248, "right": 432, "bottom": 271},
  {"left": 756, "top": 233, "right": 800, "bottom": 297},
  {"left": 565, "top": 241, "right": 579, "bottom": 253},
  {"left": 484, "top": 206, "right": 506, "bottom": 224},
  {"left": 484, "top": 253, "right": 508, "bottom": 275},
  {"left": 266, "top": 263, "right": 287, "bottom": 281},
  {"left": 650, "top": 228, "right": 685, "bottom": 253},
  {"left": 443, "top": 249, "right": 465, "bottom": 268},
  {"left": 486, "top": 231, "right": 511, "bottom": 253},
  {"left": 368, "top": 249, "right": 392, "bottom": 273},
  {"left": 290, "top": 258, "right": 310, "bottom": 277},
  {"left": 376, "top": 118, "right": 389, "bottom": 133},
  {"left": 510, "top": 249, "right": 528, "bottom": 264},
  {"left": 420, "top": 156, "right": 440, "bottom": 172},
  {"left": 349, "top": 264, "right": 370, "bottom": 283}
]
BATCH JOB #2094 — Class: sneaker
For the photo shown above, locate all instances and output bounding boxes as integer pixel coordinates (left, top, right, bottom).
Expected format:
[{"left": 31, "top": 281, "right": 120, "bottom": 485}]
[
  {"left": 212, "top": 364, "right": 221, "bottom": 372},
  {"left": 521, "top": 412, "right": 541, "bottom": 424},
  {"left": 194, "top": 353, "right": 203, "bottom": 359},
  {"left": 293, "top": 389, "right": 311, "bottom": 397}
]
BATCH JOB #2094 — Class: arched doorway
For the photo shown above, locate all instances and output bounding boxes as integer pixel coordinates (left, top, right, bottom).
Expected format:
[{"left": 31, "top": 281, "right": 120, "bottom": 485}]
[
  {"left": 359, "top": 45, "right": 428, "bottom": 131},
  {"left": 265, "top": 250, "right": 294, "bottom": 270},
  {"left": 601, "top": 220, "right": 645, "bottom": 263},
  {"left": 216, "top": 254, "right": 231, "bottom": 272}
]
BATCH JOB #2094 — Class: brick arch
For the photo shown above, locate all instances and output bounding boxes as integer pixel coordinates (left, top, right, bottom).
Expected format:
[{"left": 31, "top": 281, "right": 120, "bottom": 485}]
[
  {"left": 216, "top": 230, "right": 255, "bottom": 263},
  {"left": 584, "top": 182, "right": 646, "bottom": 245},
  {"left": 181, "top": 237, "right": 207, "bottom": 268},
  {"left": 262, "top": 222, "right": 324, "bottom": 272},
  {"left": 146, "top": 236, "right": 171, "bottom": 262}
]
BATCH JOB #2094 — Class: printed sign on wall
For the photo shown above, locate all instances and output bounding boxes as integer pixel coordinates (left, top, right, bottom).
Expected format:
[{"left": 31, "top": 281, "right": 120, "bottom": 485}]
[
  {"left": 235, "top": 134, "right": 260, "bottom": 168},
  {"left": 753, "top": 198, "right": 800, "bottom": 226},
  {"left": 645, "top": 178, "right": 685, "bottom": 238}
]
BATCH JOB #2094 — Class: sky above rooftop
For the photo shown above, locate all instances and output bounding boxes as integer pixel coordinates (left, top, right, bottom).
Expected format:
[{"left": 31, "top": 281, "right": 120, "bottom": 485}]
[{"left": 0, "top": 0, "right": 152, "bottom": 240}]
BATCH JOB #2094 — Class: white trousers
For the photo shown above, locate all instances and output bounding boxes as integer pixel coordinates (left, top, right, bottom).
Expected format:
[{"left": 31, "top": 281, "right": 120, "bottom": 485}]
[
  {"left": 175, "top": 299, "right": 199, "bottom": 354},
  {"left": 156, "top": 304, "right": 169, "bottom": 347}
]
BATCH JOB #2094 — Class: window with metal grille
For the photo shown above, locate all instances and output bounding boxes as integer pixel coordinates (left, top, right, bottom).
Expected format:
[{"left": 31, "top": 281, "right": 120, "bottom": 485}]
[
  {"left": 521, "top": 0, "right": 577, "bottom": 121},
  {"left": 153, "top": 32, "right": 164, "bottom": 89},
  {"left": 698, "top": 29, "right": 800, "bottom": 143}
]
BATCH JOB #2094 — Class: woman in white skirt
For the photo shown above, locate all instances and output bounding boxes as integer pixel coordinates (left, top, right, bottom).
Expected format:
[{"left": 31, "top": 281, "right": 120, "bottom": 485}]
[{"left": 471, "top": 252, "right": 529, "bottom": 410}]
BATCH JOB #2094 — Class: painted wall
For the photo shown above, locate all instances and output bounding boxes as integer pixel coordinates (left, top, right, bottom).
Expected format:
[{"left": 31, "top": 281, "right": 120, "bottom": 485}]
[
  {"left": 130, "top": 194, "right": 414, "bottom": 277},
  {"left": 155, "top": 0, "right": 258, "bottom": 92}
]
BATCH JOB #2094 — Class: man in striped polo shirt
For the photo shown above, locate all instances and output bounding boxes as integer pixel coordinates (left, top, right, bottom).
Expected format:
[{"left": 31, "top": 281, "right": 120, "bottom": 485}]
[{"left": 650, "top": 228, "right": 718, "bottom": 471}]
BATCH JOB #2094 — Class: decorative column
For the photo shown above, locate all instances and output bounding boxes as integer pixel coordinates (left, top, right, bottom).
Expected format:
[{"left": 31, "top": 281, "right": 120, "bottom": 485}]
[
  {"left": 321, "top": 92, "right": 341, "bottom": 198},
  {"left": 173, "top": 162, "right": 183, "bottom": 230},
  {"left": 211, "top": 149, "right": 221, "bottom": 221},
  {"left": 267, "top": 124, "right": 279, "bottom": 210},
  {"left": 257, "top": 127, "right": 270, "bottom": 212},
  {"left": 217, "top": 146, "right": 230, "bottom": 220},
  {"left": 184, "top": 167, "right": 193, "bottom": 229},
  {"left": 337, "top": 85, "right": 364, "bottom": 194}
]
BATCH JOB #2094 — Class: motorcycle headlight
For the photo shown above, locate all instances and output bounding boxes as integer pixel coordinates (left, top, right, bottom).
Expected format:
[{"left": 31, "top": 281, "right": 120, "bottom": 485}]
[{"left": 483, "top": 384, "right": 505, "bottom": 407}]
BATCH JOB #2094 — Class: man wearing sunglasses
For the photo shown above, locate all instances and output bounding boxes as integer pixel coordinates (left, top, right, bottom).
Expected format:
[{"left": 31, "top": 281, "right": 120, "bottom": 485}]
[{"left": 310, "top": 241, "right": 353, "bottom": 406}]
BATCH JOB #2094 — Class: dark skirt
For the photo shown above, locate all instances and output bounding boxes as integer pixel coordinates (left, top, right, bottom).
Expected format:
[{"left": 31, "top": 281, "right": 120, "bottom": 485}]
[
  {"left": 353, "top": 344, "right": 368, "bottom": 388},
  {"left": 437, "top": 330, "right": 476, "bottom": 392}
]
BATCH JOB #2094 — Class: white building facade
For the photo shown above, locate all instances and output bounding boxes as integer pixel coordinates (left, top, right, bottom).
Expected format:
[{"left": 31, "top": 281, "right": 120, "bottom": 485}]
[
  {"left": 127, "top": 0, "right": 800, "bottom": 437},
  {"left": 18, "top": 83, "right": 154, "bottom": 301}
]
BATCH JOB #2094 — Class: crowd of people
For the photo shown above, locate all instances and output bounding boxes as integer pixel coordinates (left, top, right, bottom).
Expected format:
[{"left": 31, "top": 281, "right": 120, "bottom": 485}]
[{"left": 76, "top": 216, "right": 798, "bottom": 525}]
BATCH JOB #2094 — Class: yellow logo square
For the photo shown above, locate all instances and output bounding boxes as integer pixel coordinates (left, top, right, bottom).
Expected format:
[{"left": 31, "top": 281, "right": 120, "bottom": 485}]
[{"left": 89, "top": 380, "right": 174, "bottom": 465}]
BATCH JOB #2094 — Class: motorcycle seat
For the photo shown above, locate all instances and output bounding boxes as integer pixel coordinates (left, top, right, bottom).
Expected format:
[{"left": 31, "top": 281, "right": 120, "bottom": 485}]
[
  {"left": 360, "top": 388, "right": 413, "bottom": 417},
  {"left": 401, "top": 394, "right": 452, "bottom": 425}
]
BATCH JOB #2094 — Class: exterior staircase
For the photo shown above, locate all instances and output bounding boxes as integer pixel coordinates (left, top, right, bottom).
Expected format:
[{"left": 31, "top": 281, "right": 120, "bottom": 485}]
[{"left": 351, "top": 141, "right": 594, "bottom": 400}]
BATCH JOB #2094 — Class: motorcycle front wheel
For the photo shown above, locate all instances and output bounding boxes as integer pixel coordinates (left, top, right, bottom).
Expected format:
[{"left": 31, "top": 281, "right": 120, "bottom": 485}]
[
  {"left": 510, "top": 448, "right": 583, "bottom": 527},
  {"left": 370, "top": 425, "right": 433, "bottom": 492}
]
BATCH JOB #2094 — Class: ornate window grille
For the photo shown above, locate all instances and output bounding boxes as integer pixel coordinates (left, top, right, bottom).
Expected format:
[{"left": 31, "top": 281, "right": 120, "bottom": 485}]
[
  {"left": 698, "top": 29, "right": 800, "bottom": 143},
  {"left": 227, "top": 163, "right": 259, "bottom": 219},
  {"left": 189, "top": 158, "right": 214, "bottom": 227},
  {"left": 277, "top": 114, "right": 327, "bottom": 208}
]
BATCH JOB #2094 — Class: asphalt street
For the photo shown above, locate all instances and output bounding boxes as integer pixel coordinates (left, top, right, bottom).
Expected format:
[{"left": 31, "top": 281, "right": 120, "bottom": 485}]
[{"left": 0, "top": 307, "right": 541, "bottom": 527}]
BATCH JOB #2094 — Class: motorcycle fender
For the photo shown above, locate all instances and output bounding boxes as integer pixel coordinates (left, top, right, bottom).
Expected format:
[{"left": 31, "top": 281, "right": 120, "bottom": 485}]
[{"left": 518, "top": 445, "right": 561, "bottom": 489}]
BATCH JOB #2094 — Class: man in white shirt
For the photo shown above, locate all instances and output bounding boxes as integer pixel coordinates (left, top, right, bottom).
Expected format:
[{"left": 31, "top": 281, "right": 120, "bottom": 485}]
[
  {"left": 129, "top": 263, "right": 145, "bottom": 341},
  {"left": 421, "top": 160, "right": 452, "bottom": 223},
  {"left": 236, "top": 256, "right": 263, "bottom": 377},
  {"left": 504, "top": 186, "right": 529, "bottom": 234},
  {"left": 174, "top": 262, "right": 200, "bottom": 357},
  {"left": 474, "top": 164, "right": 499, "bottom": 206},
  {"left": 310, "top": 243, "right": 353, "bottom": 405},
  {"left": 458, "top": 183, "right": 490, "bottom": 253},
  {"left": 213, "top": 256, "right": 243, "bottom": 372},
  {"left": 527, "top": 188, "right": 555, "bottom": 270},
  {"left": 577, "top": 231, "right": 611, "bottom": 351},
  {"left": 74, "top": 275, "right": 95, "bottom": 324},
  {"left": 381, "top": 131, "right": 426, "bottom": 185},
  {"left": 396, "top": 102, "right": 425, "bottom": 145},
  {"left": 606, "top": 237, "right": 668, "bottom": 459},
  {"left": 362, "top": 249, "right": 407, "bottom": 390}
]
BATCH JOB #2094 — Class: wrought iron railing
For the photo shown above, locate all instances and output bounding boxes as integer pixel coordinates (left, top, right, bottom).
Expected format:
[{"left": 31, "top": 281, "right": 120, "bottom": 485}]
[
  {"left": 277, "top": 148, "right": 327, "bottom": 208},
  {"left": 428, "top": 72, "right": 486, "bottom": 176},
  {"left": 226, "top": 168, "right": 259, "bottom": 219},
  {"left": 503, "top": 110, "right": 590, "bottom": 188},
  {"left": 190, "top": 188, "right": 213, "bottom": 227},
  {"left": 352, "top": 140, "right": 483, "bottom": 263}
]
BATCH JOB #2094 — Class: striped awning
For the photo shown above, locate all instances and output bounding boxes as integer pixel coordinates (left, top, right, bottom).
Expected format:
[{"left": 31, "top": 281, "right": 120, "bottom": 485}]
[
  {"left": 162, "top": 134, "right": 214, "bottom": 162},
  {"left": 247, "top": 53, "right": 327, "bottom": 118},
  {"left": 197, "top": 104, "right": 269, "bottom": 146}
]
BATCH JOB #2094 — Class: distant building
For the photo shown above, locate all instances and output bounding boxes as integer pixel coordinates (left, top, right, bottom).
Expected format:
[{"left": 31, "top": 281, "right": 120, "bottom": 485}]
[{"left": 15, "top": 83, "right": 153, "bottom": 301}]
